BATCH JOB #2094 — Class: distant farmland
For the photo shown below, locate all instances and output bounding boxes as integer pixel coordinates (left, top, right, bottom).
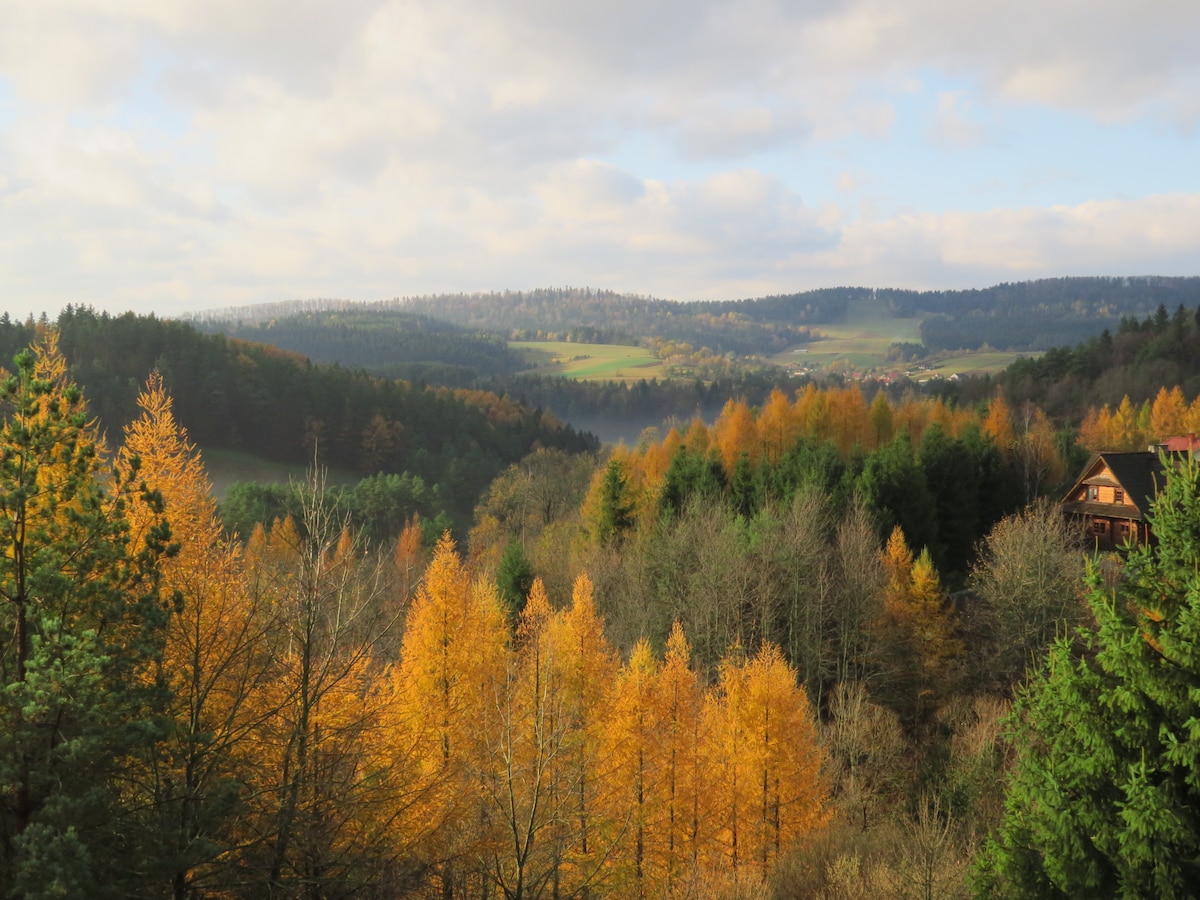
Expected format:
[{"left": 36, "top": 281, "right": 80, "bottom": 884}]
[{"left": 511, "top": 341, "right": 666, "bottom": 382}]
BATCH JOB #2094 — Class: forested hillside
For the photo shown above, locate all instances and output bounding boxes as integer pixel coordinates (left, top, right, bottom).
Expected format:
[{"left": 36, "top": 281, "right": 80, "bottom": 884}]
[
  {"left": 0, "top": 308, "right": 597, "bottom": 529},
  {"left": 889, "top": 275, "right": 1200, "bottom": 351},
  {"left": 397, "top": 278, "right": 1191, "bottom": 357},
  {"left": 195, "top": 309, "right": 527, "bottom": 384},
  {"left": 991, "top": 301, "right": 1200, "bottom": 418},
  {"left": 401, "top": 286, "right": 847, "bottom": 356}
]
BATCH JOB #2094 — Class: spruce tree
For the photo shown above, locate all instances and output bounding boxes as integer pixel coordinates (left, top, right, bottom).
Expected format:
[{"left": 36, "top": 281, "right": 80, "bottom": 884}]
[
  {"left": 496, "top": 539, "right": 535, "bottom": 623},
  {"left": 976, "top": 452, "right": 1200, "bottom": 897},
  {"left": 0, "top": 337, "right": 175, "bottom": 898}
]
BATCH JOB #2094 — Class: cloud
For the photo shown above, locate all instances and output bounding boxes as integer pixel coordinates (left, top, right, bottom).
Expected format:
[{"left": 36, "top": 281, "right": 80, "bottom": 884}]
[
  {"left": 820, "top": 193, "right": 1200, "bottom": 289},
  {"left": 1, "top": 0, "right": 1197, "bottom": 318},
  {"left": 928, "top": 91, "right": 985, "bottom": 148}
]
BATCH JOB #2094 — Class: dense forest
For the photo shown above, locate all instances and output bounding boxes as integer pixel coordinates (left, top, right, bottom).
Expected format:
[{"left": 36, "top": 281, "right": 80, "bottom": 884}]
[
  {"left": 195, "top": 309, "right": 528, "bottom": 384},
  {"left": 5, "top": 320, "right": 1200, "bottom": 896},
  {"left": 991, "top": 301, "right": 1200, "bottom": 417},
  {"left": 887, "top": 276, "right": 1200, "bottom": 352},
  {"left": 0, "top": 308, "right": 597, "bottom": 531}
]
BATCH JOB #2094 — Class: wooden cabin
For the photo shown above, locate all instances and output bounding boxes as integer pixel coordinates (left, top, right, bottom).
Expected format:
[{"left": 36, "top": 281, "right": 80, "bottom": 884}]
[{"left": 1061, "top": 451, "right": 1166, "bottom": 550}]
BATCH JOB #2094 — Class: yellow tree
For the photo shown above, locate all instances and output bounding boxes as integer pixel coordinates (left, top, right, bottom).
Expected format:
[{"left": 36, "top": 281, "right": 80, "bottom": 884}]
[
  {"left": 1185, "top": 394, "right": 1200, "bottom": 436},
  {"left": 601, "top": 639, "right": 664, "bottom": 897},
  {"left": 714, "top": 398, "right": 758, "bottom": 475},
  {"left": 1150, "top": 386, "right": 1188, "bottom": 440},
  {"left": 655, "top": 621, "right": 711, "bottom": 894},
  {"left": 757, "top": 388, "right": 800, "bottom": 465},
  {"left": 704, "top": 643, "right": 828, "bottom": 884},
  {"left": 868, "top": 389, "right": 895, "bottom": 450},
  {"left": 681, "top": 417, "right": 711, "bottom": 456},
  {"left": 238, "top": 478, "right": 410, "bottom": 896},
  {"left": 1111, "top": 395, "right": 1151, "bottom": 450},
  {"left": 1014, "top": 403, "right": 1065, "bottom": 502},
  {"left": 981, "top": 393, "right": 1015, "bottom": 460},
  {"left": 394, "top": 533, "right": 509, "bottom": 895},
  {"left": 794, "top": 384, "right": 832, "bottom": 445},
  {"left": 829, "top": 385, "right": 870, "bottom": 455},
  {"left": 738, "top": 644, "right": 828, "bottom": 877},
  {"left": 477, "top": 578, "right": 576, "bottom": 900},
  {"left": 875, "top": 528, "right": 962, "bottom": 725},
  {"left": 1077, "top": 404, "right": 1116, "bottom": 451},
  {"left": 393, "top": 514, "right": 426, "bottom": 614},
  {"left": 544, "top": 573, "right": 621, "bottom": 894},
  {"left": 118, "top": 373, "right": 276, "bottom": 897}
]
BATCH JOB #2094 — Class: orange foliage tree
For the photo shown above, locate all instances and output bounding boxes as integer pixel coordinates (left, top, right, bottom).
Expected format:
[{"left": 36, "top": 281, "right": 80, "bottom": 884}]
[
  {"left": 703, "top": 643, "right": 829, "bottom": 882},
  {"left": 119, "top": 373, "right": 276, "bottom": 894}
]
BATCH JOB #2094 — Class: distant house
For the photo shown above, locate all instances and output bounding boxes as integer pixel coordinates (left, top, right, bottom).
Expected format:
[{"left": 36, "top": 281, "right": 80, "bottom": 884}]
[
  {"left": 1061, "top": 451, "right": 1165, "bottom": 550},
  {"left": 1061, "top": 440, "right": 1198, "bottom": 550}
]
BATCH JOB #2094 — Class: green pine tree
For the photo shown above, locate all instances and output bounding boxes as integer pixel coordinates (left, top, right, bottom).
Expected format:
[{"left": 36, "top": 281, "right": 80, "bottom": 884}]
[
  {"left": 596, "top": 457, "right": 634, "bottom": 545},
  {"left": 496, "top": 538, "right": 535, "bottom": 623},
  {"left": 0, "top": 337, "right": 176, "bottom": 898},
  {"left": 975, "top": 452, "right": 1200, "bottom": 897}
]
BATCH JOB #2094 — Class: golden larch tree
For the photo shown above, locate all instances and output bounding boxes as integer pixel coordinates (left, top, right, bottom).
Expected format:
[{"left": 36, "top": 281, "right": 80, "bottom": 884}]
[
  {"left": 394, "top": 533, "right": 509, "bottom": 894},
  {"left": 600, "top": 638, "right": 665, "bottom": 897},
  {"left": 713, "top": 398, "right": 758, "bottom": 475},
  {"left": 757, "top": 388, "right": 800, "bottom": 465},
  {"left": 982, "top": 393, "right": 1015, "bottom": 459},
  {"left": 119, "top": 373, "right": 276, "bottom": 896},
  {"left": 1151, "top": 385, "right": 1189, "bottom": 440},
  {"left": 543, "top": 573, "right": 622, "bottom": 894}
]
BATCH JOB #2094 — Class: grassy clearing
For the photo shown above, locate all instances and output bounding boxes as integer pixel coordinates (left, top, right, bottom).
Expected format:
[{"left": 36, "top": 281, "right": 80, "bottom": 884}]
[
  {"left": 511, "top": 341, "right": 666, "bottom": 382},
  {"left": 199, "top": 447, "right": 359, "bottom": 500},
  {"left": 934, "top": 351, "right": 1041, "bottom": 377},
  {"left": 766, "top": 294, "right": 924, "bottom": 375},
  {"left": 511, "top": 297, "right": 1033, "bottom": 384}
]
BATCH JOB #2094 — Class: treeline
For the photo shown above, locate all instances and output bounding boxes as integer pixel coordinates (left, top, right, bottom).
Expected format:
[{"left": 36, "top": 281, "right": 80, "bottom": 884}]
[
  {"left": 196, "top": 309, "right": 528, "bottom": 383},
  {"left": 572, "top": 387, "right": 1051, "bottom": 578},
  {"left": 402, "top": 286, "right": 856, "bottom": 357},
  {"left": 886, "top": 276, "right": 1200, "bottom": 352},
  {"left": 0, "top": 308, "right": 597, "bottom": 526},
  {"left": 489, "top": 371, "right": 813, "bottom": 438},
  {"left": 988, "top": 301, "right": 1200, "bottom": 419}
]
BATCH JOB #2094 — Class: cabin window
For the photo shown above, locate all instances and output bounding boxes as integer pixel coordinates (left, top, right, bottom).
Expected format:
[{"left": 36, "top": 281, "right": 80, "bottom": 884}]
[
  {"left": 1092, "top": 519, "right": 1108, "bottom": 535},
  {"left": 1088, "top": 485, "right": 1100, "bottom": 501},
  {"left": 1114, "top": 488, "right": 1124, "bottom": 504},
  {"left": 1118, "top": 521, "right": 1130, "bottom": 539}
]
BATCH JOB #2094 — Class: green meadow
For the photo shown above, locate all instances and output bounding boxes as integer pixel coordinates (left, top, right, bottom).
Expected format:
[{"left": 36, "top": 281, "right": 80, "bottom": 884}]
[
  {"left": 511, "top": 341, "right": 666, "bottom": 382},
  {"left": 767, "top": 294, "right": 924, "bottom": 373},
  {"left": 511, "top": 296, "right": 1039, "bottom": 384}
]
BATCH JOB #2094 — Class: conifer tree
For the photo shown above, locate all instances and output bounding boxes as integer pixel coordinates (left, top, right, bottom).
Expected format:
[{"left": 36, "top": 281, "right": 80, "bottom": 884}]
[
  {"left": 976, "top": 453, "right": 1200, "bottom": 896},
  {"left": 0, "top": 336, "right": 175, "bottom": 897},
  {"left": 118, "top": 373, "right": 273, "bottom": 897}
]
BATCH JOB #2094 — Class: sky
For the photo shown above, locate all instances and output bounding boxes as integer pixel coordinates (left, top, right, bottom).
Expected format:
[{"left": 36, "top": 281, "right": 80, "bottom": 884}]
[{"left": 2, "top": 0, "right": 1199, "bottom": 319}]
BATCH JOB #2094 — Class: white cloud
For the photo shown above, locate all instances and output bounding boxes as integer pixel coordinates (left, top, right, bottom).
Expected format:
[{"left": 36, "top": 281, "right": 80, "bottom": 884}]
[
  {"left": 928, "top": 91, "right": 985, "bottom": 148},
  {"left": 1, "top": 0, "right": 1198, "bottom": 318}
]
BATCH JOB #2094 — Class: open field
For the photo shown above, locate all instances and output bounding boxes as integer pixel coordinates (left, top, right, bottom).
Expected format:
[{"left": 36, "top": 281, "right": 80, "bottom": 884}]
[
  {"left": 512, "top": 297, "right": 1038, "bottom": 384},
  {"left": 767, "top": 294, "right": 924, "bottom": 374},
  {"left": 932, "top": 351, "right": 1041, "bottom": 378},
  {"left": 200, "top": 447, "right": 359, "bottom": 500},
  {"left": 511, "top": 341, "right": 667, "bottom": 382}
]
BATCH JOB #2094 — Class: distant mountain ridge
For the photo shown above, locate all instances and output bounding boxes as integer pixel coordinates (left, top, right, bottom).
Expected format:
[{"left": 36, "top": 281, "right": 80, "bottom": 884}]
[{"left": 188, "top": 277, "right": 1200, "bottom": 358}]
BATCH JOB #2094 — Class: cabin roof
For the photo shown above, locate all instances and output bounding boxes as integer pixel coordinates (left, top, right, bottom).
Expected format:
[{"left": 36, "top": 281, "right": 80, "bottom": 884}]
[{"left": 1062, "top": 451, "right": 1166, "bottom": 516}]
